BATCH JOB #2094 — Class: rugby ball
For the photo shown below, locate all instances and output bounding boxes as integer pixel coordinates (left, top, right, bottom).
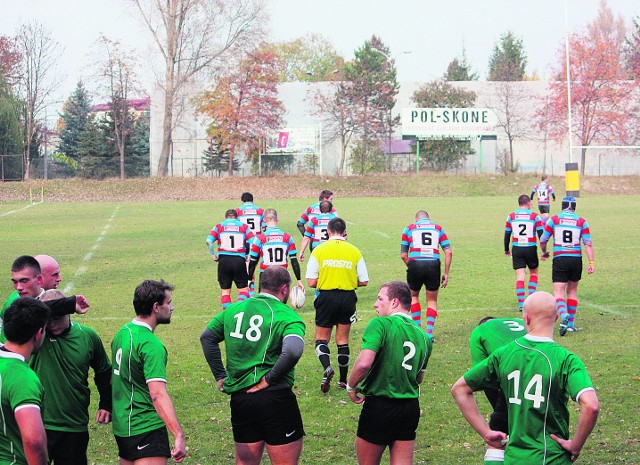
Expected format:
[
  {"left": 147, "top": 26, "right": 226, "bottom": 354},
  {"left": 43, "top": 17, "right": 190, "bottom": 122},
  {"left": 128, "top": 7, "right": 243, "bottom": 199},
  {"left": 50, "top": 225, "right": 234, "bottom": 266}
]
[{"left": 290, "top": 286, "right": 306, "bottom": 309}]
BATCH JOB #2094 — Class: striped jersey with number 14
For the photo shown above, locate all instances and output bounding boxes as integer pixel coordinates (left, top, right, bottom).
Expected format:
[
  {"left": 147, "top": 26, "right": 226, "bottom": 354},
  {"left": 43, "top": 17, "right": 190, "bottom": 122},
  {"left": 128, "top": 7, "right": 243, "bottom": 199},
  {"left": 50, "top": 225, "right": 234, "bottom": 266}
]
[{"left": 532, "top": 181, "right": 554, "bottom": 206}]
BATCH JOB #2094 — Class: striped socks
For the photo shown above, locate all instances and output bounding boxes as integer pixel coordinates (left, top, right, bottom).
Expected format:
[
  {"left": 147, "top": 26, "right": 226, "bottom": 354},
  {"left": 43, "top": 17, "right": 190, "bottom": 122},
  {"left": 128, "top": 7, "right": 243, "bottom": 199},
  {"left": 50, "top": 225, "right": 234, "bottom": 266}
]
[
  {"left": 425, "top": 307, "right": 437, "bottom": 337},
  {"left": 221, "top": 294, "right": 232, "bottom": 310},
  {"left": 516, "top": 280, "right": 525, "bottom": 309},
  {"left": 528, "top": 275, "right": 538, "bottom": 294},
  {"left": 567, "top": 298, "right": 578, "bottom": 324},
  {"left": 411, "top": 302, "right": 422, "bottom": 326},
  {"left": 556, "top": 298, "right": 567, "bottom": 317}
]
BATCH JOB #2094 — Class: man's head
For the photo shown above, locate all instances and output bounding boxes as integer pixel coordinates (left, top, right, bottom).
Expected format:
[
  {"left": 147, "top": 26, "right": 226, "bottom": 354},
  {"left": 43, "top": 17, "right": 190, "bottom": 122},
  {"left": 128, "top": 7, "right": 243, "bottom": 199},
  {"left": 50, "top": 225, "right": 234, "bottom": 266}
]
[
  {"left": 415, "top": 210, "right": 430, "bottom": 221},
  {"left": 477, "top": 316, "right": 495, "bottom": 326},
  {"left": 327, "top": 217, "right": 347, "bottom": 236},
  {"left": 541, "top": 175, "right": 548, "bottom": 181},
  {"left": 522, "top": 291, "right": 557, "bottom": 330},
  {"left": 319, "top": 190, "right": 333, "bottom": 202},
  {"left": 241, "top": 192, "right": 254, "bottom": 203},
  {"left": 518, "top": 194, "right": 531, "bottom": 208},
  {"left": 319, "top": 200, "right": 333, "bottom": 214},
  {"left": 225, "top": 209, "right": 238, "bottom": 219},
  {"left": 264, "top": 208, "right": 278, "bottom": 226},
  {"left": 562, "top": 196, "right": 577, "bottom": 211},
  {"left": 375, "top": 281, "right": 411, "bottom": 316},
  {"left": 258, "top": 266, "right": 292, "bottom": 303},
  {"left": 35, "top": 255, "right": 61, "bottom": 290},
  {"left": 11, "top": 255, "right": 43, "bottom": 298},
  {"left": 133, "top": 280, "right": 175, "bottom": 324},
  {"left": 41, "top": 289, "right": 70, "bottom": 336},
  {"left": 4, "top": 297, "right": 50, "bottom": 351}
]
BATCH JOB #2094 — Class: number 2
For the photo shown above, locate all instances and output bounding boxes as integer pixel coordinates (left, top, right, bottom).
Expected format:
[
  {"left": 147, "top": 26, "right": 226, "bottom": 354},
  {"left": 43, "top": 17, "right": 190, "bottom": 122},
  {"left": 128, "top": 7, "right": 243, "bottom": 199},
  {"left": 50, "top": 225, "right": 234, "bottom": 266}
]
[{"left": 401, "top": 341, "right": 416, "bottom": 370}]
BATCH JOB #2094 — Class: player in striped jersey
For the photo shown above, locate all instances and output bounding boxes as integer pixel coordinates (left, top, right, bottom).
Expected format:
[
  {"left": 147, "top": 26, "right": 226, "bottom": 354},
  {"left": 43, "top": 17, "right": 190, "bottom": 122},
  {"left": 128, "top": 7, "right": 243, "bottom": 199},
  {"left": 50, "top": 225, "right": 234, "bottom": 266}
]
[
  {"left": 235, "top": 192, "right": 265, "bottom": 234},
  {"left": 452, "top": 292, "right": 599, "bottom": 465},
  {"left": 504, "top": 195, "right": 544, "bottom": 311},
  {"left": 296, "top": 189, "right": 337, "bottom": 236},
  {"left": 248, "top": 208, "right": 303, "bottom": 290},
  {"left": 400, "top": 210, "right": 452, "bottom": 338},
  {"left": 206, "top": 210, "right": 255, "bottom": 310},
  {"left": 299, "top": 200, "right": 337, "bottom": 262},
  {"left": 540, "top": 197, "right": 594, "bottom": 336},
  {"left": 530, "top": 175, "right": 556, "bottom": 221}
]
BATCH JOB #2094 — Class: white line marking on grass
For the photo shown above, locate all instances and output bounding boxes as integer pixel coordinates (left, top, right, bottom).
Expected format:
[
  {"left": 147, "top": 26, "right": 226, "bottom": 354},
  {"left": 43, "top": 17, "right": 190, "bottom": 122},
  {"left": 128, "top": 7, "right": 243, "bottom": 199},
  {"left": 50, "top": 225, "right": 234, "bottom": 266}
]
[
  {"left": 63, "top": 205, "right": 120, "bottom": 294},
  {"left": 0, "top": 201, "right": 43, "bottom": 217},
  {"left": 580, "top": 301, "right": 632, "bottom": 316},
  {"left": 374, "top": 231, "right": 391, "bottom": 238}
]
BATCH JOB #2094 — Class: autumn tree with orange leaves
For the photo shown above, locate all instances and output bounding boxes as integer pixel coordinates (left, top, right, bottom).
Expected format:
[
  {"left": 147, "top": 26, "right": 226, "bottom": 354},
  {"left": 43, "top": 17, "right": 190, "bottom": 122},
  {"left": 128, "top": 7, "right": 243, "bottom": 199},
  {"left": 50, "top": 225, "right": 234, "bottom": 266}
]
[
  {"left": 196, "top": 48, "right": 284, "bottom": 176},
  {"left": 537, "top": 0, "right": 638, "bottom": 175}
]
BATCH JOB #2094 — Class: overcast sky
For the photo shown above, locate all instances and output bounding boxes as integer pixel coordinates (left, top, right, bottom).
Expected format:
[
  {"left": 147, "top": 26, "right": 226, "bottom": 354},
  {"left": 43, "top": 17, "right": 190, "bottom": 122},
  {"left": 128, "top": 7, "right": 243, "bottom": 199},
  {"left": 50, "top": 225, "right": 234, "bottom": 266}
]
[{"left": 1, "top": 0, "right": 637, "bottom": 115}]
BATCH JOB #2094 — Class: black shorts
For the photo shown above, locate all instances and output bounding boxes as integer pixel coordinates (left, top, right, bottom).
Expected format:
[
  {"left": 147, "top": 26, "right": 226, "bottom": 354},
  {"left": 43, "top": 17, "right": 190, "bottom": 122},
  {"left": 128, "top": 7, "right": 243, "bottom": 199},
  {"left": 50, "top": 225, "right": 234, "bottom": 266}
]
[
  {"left": 538, "top": 205, "right": 550, "bottom": 214},
  {"left": 357, "top": 396, "right": 420, "bottom": 445},
  {"left": 115, "top": 427, "right": 171, "bottom": 462},
  {"left": 218, "top": 255, "right": 249, "bottom": 289},
  {"left": 483, "top": 389, "right": 508, "bottom": 434},
  {"left": 511, "top": 246, "right": 539, "bottom": 270},
  {"left": 314, "top": 290, "right": 357, "bottom": 327},
  {"left": 230, "top": 388, "right": 304, "bottom": 445},
  {"left": 46, "top": 429, "right": 89, "bottom": 465},
  {"left": 406, "top": 260, "right": 441, "bottom": 292},
  {"left": 552, "top": 256, "right": 582, "bottom": 283}
]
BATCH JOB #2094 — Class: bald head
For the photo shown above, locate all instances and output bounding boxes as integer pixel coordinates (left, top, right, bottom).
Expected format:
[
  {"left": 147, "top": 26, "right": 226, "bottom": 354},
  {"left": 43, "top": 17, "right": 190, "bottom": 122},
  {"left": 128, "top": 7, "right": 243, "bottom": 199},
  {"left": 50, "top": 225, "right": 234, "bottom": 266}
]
[
  {"left": 35, "top": 255, "right": 61, "bottom": 290},
  {"left": 415, "top": 210, "right": 429, "bottom": 220},
  {"left": 523, "top": 291, "right": 558, "bottom": 335}
]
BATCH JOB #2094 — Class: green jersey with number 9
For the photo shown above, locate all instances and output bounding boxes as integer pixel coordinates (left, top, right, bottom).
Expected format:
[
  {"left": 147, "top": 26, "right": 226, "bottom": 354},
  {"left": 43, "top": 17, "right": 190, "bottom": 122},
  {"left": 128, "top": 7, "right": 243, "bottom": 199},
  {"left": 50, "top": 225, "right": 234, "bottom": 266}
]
[
  {"left": 464, "top": 335, "right": 595, "bottom": 465},
  {"left": 207, "top": 294, "right": 305, "bottom": 393},
  {"left": 360, "top": 313, "right": 431, "bottom": 399}
]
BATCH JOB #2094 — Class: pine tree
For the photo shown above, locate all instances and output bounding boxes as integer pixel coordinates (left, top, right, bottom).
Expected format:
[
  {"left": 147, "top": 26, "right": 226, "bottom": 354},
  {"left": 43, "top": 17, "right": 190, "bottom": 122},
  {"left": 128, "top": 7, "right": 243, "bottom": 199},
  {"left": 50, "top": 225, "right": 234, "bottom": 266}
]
[
  {"left": 58, "top": 81, "right": 91, "bottom": 161},
  {"left": 488, "top": 32, "right": 527, "bottom": 81},
  {"left": 126, "top": 110, "right": 150, "bottom": 177},
  {"left": 76, "top": 116, "right": 117, "bottom": 179}
]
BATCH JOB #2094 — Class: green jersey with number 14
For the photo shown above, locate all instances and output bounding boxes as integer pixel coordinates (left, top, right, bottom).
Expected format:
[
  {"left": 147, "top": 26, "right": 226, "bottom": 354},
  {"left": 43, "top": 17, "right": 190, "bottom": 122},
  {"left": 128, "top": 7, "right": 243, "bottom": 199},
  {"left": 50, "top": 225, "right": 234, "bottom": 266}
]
[
  {"left": 111, "top": 320, "right": 167, "bottom": 437},
  {"left": 464, "top": 335, "right": 594, "bottom": 465},
  {"left": 207, "top": 293, "right": 305, "bottom": 393},
  {"left": 360, "top": 313, "right": 431, "bottom": 399}
]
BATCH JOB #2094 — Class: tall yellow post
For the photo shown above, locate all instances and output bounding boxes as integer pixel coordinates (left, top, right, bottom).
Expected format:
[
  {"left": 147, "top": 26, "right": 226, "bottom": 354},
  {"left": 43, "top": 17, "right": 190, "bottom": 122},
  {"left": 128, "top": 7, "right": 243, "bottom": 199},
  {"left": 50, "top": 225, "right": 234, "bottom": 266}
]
[{"left": 565, "top": 162, "right": 580, "bottom": 197}]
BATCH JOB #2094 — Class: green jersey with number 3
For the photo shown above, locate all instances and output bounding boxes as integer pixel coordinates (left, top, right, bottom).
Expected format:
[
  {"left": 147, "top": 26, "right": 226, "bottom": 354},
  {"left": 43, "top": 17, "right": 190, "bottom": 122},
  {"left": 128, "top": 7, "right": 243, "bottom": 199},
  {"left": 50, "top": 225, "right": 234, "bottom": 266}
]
[
  {"left": 360, "top": 313, "right": 431, "bottom": 399},
  {"left": 111, "top": 320, "right": 167, "bottom": 437},
  {"left": 464, "top": 335, "right": 595, "bottom": 465},
  {"left": 469, "top": 318, "right": 527, "bottom": 366},
  {"left": 207, "top": 293, "right": 305, "bottom": 393}
]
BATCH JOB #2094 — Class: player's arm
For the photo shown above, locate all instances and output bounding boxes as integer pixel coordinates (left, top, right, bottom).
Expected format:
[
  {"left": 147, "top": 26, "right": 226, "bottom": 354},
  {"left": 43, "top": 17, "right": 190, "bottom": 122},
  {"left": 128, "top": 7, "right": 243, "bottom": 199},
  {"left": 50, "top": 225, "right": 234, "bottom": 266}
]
[
  {"left": 206, "top": 234, "right": 218, "bottom": 261},
  {"left": 94, "top": 369, "right": 112, "bottom": 424},
  {"left": 200, "top": 327, "right": 227, "bottom": 386},
  {"left": 400, "top": 242, "right": 410, "bottom": 265},
  {"left": 148, "top": 381, "right": 186, "bottom": 463},
  {"left": 247, "top": 256, "right": 259, "bottom": 281},
  {"left": 504, "top": 231, "right": 511, "bottom": 255},
  {"left": 441, "top": 247, "right": 452, "bottom": 288},
  {"left": 451, "top": 376, "right": 507, "bottom": 449},
  {"left": 299, "top": 236, "right": 311, "bottom": 262},
  {"left": 356, "top": 257, "right": 369, "bottom": 287},
  {"left": 584, "top": 242, "right": 595, "bottom": 274},
  {"left": 305, "top": 255, "right": 319, "bottom": 288},
  {"left": 249, "top": 334, "right": 305, "bottom": 393},
  {"left": 296, "top": 221, "right": 306, "bottom": 236},
  {"left": 551, "top": 389, "right": 599, "bottom": 460},
  {"left": 346, "top": 348, "right": 376, "bottom": 404},
  {"left": 530, "top": 189, "right": 536, "bottom": 199},
  {"left": 15, "top": 406, "right": 48, "bottom": 465},
  {"left": 290, "top": 257, "right": 303, "bottom": 287}
]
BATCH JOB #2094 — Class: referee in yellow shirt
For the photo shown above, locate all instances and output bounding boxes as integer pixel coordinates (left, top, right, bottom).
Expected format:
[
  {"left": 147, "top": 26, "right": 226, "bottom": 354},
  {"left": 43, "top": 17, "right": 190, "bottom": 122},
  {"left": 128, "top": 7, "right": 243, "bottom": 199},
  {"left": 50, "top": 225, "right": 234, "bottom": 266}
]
[{"left": 306, "top": 217, "right": 369, "bottom": 393}]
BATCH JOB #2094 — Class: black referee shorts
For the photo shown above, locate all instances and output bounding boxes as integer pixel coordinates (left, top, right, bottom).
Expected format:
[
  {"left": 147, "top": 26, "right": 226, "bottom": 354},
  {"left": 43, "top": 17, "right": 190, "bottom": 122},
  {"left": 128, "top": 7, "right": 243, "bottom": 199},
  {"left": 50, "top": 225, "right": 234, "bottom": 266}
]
[{"left": 314, "top": 290, "right": 357, "bottom": 327}]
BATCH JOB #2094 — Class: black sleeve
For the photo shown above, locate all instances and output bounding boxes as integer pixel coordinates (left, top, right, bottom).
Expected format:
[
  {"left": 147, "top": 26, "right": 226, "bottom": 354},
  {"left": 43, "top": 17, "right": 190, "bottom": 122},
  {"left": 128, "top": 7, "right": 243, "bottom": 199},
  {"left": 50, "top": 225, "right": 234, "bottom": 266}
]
[
  {"left": 247, "top": 257, "right": 259, "bottom": 280},
  {"left": 537, "top": 229, "right": 543, "bottom": 239},
  {"left": 530, "top": 190, "right": 536, "bottom": 199},
  {"left": 200, "top": 327, "right": 227, "bottom": 381},
  {"left": 551, "top": 192, "right": 556, "bottom": 200},
  {"left": 94, "top": 370, "right": 112, "bottom": 412},
  {"left": 296, "top": 221, "right": 306, "bottom": 236},
  {"left": 290, "top": 258, "right": 301, "bottom": 281},
  {"left": 400, "top": 244, "right": 409, "bottom": 255},
  {"left": 264, "top": 335, "right": 304, "bottom": 386},
  {"left": 504, "top": 232, "right": 511, "bottom": 253},
  {"left": 42, "top": 296, "right": 76, "bottom": 317}
]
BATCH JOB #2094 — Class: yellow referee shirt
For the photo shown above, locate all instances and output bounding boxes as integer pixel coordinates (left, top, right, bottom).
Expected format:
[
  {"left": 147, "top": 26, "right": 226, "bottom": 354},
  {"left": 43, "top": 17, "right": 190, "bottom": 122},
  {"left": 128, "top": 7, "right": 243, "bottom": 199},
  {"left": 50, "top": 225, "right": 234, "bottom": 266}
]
[{"left": 306, "top": 237, "right": 368, "bottom": 290}]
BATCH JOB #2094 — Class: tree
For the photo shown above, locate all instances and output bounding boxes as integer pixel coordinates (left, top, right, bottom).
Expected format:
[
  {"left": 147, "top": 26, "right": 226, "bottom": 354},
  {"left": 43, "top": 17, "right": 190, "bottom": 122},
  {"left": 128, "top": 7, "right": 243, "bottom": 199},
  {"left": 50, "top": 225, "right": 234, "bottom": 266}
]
[
  {"left": 626, "top": 16, "right": 640, "bottom": 78},
  {"left": 195, "top": 48, "right": 285, "bottom": 176},
  {"left": 131, "top": 0, "right": 265, "bottom": 176},
  {"left": 444, "top": 48, "right": 478, "bottom": 81},
  {"left": 267, "top": 34, "right": 344, "bottom": 82},
  {"left": 0, "top": 76, "right": 23, "bottom": 179},
  {"left": 95, "top": 36, "right": 139, "bottom": 179},
  {"left": 202, "top": 135, "right": 238, "bottom": 177},
  {"left": 76, "top": 116, "right": 117, "bottom": 179},
  {"left": 537, "top": 21, "right": 636, "bottom": 174},
  {"left": 15, "top": 21, "right": 64, "bottom": 179},
  {"left": 0, "top": 35, "right": 21, "bottom": 87},
  {"left": 126, "top": 109, "right": 150, "bottom": 177},
  {"left": 342, "top": 36, "right": 400, "bottom": 174},
  {"left": 488, "top": 31, "right": 527, "bottom": 81},
  {"left": 411, "top": 80, "right": 477, "bottom": 172},
  {"left": 58, "top": 81, "right": 91, "bottom": 164}
]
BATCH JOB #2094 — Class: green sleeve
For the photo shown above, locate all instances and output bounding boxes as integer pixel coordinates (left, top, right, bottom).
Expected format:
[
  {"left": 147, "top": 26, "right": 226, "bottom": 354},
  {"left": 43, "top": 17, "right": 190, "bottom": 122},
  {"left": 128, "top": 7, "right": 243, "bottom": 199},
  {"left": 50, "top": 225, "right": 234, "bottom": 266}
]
[
  {"left": 9, "top": 367, "right": 43, "bottom": 410},
  {"left": 141, "top": 338, "right": 167, "bottom": 382},
  {"left": 361, "top": 318, "right": 385, "bottom": 352},
  {"left": 565, "top": 353, "right": 594, "bottom": 401},
  {"left": 206, "top": 311, "right": 226, "bottom": 341},
  {"left": 469, "top": 329, "right": 488, "bottom": 366},
  {"left": 464, "top": 354, "right": 500, "bottom": 392}
]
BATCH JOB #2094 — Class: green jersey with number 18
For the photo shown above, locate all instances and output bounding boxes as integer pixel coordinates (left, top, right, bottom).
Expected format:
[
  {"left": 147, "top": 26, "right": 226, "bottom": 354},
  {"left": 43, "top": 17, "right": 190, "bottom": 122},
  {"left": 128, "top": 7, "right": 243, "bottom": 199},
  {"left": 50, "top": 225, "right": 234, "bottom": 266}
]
[
  {"left": 360, "top": 313, "right": 431, "bottom": 399},
  {"left": 464, "top": 335, "right": 595, "bottom": 465},
  {"left": 111, "top": 320, "right": 167, "bottom": 437},
  {"left": 469, "top": 318, "right": 527, "bottom": 366},
  {"left": 207, "top": 293, "right": 305, "bottom": 394}
]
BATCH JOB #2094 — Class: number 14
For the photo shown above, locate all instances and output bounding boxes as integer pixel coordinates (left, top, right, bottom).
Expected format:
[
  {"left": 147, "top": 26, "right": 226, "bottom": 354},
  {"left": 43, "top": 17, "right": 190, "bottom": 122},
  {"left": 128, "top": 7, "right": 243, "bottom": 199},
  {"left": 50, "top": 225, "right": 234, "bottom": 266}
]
[{"left": 507, "top": 370, "right": 546, "bottom": 408}]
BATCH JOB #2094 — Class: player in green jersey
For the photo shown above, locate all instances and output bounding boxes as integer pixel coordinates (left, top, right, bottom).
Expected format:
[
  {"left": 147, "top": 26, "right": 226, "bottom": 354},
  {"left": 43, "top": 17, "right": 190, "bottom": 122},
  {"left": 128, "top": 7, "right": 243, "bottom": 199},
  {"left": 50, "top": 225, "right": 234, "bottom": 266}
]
[
  {"left": 452, "top": 292, "right": 600, "bottom": 464},
  {"left": 30, "top": 289, "right": 112, "bottom": 465},
  {"left": 347, "top": 281, "right": 431, "bottom": 465},
  {"left": 0, "top": 297, "right": 50, "bottom": 465},
  {"left": 469, "top": 317, "right": 527, "bottom": 465},
  {"left": 201, "top": 265, "right": 306, "bottom": 465},
  {"left": 111, "top": 280, "right": 186, "bottom": 464}
]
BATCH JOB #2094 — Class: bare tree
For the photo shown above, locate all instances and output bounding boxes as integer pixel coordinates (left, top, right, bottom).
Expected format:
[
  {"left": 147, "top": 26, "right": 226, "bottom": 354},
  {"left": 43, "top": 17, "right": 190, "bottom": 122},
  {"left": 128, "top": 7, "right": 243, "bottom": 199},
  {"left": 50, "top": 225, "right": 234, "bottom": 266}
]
[
  {"left": 130, "top": 0, "right": 265, "bottom": 176},
  {"left": 95, "top": 36, "right": 140, "bottom": 179},
  {"left": 15, "top": 21, "right": 63, "bottom": 179},
  {"left": 490, "top": 81, "right": 532, "bottom": 173}
]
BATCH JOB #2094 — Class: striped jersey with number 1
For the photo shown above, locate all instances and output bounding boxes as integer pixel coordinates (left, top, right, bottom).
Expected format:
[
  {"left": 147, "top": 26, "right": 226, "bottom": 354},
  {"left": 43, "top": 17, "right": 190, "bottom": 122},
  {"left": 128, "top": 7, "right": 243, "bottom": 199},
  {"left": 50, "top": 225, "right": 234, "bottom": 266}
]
[{"left": 208, "top": 219, "right": 255, "bottom": 258}]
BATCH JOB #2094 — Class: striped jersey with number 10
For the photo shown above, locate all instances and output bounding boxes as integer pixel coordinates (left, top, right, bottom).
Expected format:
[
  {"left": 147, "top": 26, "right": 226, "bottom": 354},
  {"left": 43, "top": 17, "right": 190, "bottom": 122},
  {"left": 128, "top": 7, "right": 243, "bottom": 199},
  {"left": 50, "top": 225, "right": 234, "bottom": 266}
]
[
  {"left": 540, "top": 211, "right": 591, "bottom": 258},
  {"left": 401, "top": 218, "right": 451, "bottom": 261},
  {"left": 505, "top": 209, "right": 543, "bottom": 248},
  {"left": 249, "top": 227, "right": 298, "bottom": 272},
  {"left": 208, "top": 219, "right": 255, "bottom": 258}
]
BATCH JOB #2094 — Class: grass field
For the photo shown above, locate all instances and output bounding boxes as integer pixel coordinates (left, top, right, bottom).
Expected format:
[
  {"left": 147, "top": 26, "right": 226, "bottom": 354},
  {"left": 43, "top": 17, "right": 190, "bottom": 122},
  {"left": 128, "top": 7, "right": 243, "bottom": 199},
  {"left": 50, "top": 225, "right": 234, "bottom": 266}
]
[{"left": 0, "top": 193, "right": 638, "bottom": 464}]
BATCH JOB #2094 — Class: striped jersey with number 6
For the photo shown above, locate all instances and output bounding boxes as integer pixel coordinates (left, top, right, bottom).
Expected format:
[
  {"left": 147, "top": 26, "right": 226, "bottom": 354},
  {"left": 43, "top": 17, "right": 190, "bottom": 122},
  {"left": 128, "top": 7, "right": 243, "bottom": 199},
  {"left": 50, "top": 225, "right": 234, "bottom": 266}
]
[{"left": 401, "top": 218, "right": 451, "bottom": 261}]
